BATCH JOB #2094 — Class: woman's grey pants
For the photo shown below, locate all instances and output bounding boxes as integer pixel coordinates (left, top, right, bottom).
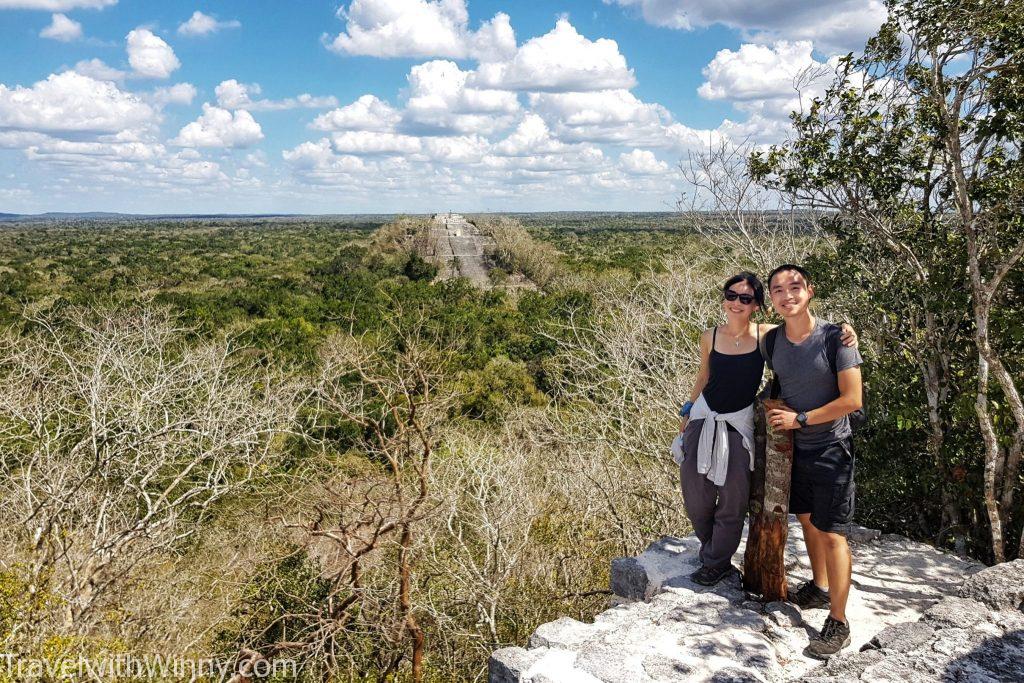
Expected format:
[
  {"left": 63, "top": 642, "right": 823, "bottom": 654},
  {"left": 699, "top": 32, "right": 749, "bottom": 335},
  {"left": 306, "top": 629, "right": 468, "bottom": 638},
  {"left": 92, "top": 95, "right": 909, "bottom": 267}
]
[{"left": 679, "top": 418, "right": 752, "bottom": 571}]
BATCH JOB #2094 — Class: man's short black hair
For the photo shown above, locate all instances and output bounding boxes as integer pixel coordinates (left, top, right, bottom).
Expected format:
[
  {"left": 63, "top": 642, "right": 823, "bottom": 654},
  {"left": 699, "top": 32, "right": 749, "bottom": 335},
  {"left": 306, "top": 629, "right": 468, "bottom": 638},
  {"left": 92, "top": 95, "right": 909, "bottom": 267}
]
[{"left": 767, "top": 263, "right": 812, "bottom": 289}]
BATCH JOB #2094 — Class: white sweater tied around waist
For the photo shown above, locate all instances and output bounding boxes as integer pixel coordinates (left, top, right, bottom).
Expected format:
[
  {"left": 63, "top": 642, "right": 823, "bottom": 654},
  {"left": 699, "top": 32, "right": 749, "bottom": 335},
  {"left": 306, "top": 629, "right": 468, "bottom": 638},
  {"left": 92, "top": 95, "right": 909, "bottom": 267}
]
[{"left": 671, "top": 393, "right": 755, "bottom": 486}]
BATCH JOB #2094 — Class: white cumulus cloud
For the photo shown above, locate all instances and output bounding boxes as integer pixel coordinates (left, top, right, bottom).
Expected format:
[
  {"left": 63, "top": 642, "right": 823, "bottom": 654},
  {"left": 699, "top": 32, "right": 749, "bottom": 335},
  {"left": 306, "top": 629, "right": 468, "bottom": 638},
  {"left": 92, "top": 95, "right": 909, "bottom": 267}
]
[
  {"left": 150, "top": 82, "right": 197, "bottom": 106},
  {"left": 699, "top": 41, "right": 820, "bottom": 101},
  {"left": 126, "top": 28, "right": 180, "bottom": 79},
  {"left": 330, "top": 130, "right": 422, "bottom": 155},
  {"left": 310, "top": 95, "right": 402, "bottom": 132},
  {"left": 492, "top": 114, "right": 567, "bottom": 157},
  {"left": 698, "top": 41, "right": 834, "bottom": 120},
  {"left": 606, "top": 0, "right": 887, "bottom": 55},
  {"left": 619, "top": 148, "right": 668, "bottom": 175},
  {"left": 471, "top": 18, "right": 635, "bottom": 92},
  {"left": 72, "top": 58, "right": 126, "bottom": 82},
  {"left": 39, "top": 13, "right": 81, "bottom": 41},
  {"left": 177, "top": 10, "right": 241, "bottom": 36},
  {"left": 404, "top": 60, "right": 519, "bottom": 134},
  {"left": 0, "top": 71, "right": 156, "bottom": 134},
  {"left": 172, "top": 104, "right": 264, "bottom": 148},
  {"left": 214, "top": 79, "right": 337, "bottom": 111},
  {"left": 327, "top": 0, "right": 515, "bottom": 62}
]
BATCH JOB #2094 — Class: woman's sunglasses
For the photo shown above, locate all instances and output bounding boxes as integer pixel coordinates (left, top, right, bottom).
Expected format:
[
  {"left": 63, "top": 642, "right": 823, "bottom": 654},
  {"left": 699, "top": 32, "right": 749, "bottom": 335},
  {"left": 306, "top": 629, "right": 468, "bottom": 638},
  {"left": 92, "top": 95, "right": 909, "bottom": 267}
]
[{"left": 723, "top": 290, "right": 756, "bottom": 305}]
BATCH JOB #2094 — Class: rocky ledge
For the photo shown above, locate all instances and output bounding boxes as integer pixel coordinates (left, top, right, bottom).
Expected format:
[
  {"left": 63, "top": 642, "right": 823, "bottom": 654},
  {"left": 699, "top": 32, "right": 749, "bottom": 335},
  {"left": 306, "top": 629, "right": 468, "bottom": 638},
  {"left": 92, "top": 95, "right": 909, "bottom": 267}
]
[{"left": 488, "top": 519, "right": 1024, "bottom": 682}]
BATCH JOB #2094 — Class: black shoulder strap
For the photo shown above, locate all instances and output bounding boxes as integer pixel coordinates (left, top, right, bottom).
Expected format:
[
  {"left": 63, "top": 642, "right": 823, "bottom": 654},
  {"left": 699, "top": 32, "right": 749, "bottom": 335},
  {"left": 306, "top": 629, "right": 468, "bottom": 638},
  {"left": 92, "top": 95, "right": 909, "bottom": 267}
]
[
  {"left": 759, "top": 325, "right": 780, "bottom": 371},
  {"left": 825, "top": 324, "right": 841, "bottom": 375},
  {"left": 712, "top": 325, "right": 718, "bottom": 350}
]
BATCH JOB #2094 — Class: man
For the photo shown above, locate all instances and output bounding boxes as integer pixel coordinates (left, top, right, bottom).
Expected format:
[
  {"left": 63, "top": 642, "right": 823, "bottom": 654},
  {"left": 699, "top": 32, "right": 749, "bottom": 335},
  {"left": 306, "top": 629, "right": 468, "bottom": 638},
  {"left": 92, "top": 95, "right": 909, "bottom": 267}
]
[{"left": 764, "top": 264, "right": 863, "bottom": 659}]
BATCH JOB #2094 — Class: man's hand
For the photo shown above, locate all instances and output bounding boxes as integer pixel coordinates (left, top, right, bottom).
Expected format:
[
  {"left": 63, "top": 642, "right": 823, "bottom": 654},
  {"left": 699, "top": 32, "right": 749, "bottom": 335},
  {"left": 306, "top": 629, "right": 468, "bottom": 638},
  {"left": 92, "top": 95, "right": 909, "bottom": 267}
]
[{"left": 767, "top": 408, "right": 801, "bottom": 431}]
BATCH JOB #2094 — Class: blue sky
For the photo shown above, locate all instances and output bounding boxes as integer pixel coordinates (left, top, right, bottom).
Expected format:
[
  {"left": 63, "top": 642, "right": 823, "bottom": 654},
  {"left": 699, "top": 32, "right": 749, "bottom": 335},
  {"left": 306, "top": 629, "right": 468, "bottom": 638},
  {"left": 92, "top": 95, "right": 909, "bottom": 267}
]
[{"left": 0, "top": 0, "right": 886, "bottom": 214}]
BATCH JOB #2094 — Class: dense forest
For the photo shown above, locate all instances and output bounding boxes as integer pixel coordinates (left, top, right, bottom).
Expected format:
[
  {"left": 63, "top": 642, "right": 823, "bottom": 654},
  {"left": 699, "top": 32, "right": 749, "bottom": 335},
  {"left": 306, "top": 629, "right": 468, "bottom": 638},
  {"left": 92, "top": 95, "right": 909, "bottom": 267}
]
[{"left": 0, "top": 1, "right": 1021, "bottom": 680}]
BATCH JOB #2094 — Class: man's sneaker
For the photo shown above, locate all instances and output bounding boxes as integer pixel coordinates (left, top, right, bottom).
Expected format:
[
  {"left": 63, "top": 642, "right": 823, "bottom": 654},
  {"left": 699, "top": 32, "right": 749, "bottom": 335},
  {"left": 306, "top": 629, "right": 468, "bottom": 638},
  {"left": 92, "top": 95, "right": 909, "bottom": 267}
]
[
  {"left": 787, "top": 580, "right": 831, "bottom": 609},
  {"left": 690, "top": 564, "right": 735, "bottom": 586},
  {"left": 805, "top": 615, "right": 851, "bottom": 659}
]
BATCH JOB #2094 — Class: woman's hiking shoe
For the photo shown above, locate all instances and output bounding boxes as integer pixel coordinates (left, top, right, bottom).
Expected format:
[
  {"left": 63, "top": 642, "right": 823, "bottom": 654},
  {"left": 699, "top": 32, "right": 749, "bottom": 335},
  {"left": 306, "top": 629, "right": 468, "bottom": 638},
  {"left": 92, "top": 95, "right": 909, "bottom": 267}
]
[
  {"left": 787, "top": 580, "right": 831, "bottom": 609},
  {"left": 805, "top": 615, "right": 851, "bottom": 659},
  {"left": 690, "top": 564, "right": 735, "bottom": 586}
]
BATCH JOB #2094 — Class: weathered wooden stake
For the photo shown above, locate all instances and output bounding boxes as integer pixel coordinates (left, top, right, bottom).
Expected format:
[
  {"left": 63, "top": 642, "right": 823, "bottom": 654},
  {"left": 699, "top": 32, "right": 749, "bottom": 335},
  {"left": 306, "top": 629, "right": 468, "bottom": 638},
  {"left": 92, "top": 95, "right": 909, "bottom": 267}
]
[{"left": 743, "top": 398, "right": 794, "bottom": 601}]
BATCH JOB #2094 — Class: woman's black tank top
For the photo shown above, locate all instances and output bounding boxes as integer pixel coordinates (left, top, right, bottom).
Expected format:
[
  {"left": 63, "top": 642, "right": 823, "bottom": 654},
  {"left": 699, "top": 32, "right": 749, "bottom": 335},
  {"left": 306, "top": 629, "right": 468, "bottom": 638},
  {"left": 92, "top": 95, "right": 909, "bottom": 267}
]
[{"left": 703, "top": 325, "right": 765, "bottom": 414}]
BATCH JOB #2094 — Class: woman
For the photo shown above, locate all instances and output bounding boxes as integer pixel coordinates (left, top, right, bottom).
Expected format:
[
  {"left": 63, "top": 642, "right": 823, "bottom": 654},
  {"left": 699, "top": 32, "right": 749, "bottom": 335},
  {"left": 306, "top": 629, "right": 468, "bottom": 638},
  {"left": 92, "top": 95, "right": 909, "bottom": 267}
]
[{"left": 673, "top": 272, "right": 857, "bottom": 586}]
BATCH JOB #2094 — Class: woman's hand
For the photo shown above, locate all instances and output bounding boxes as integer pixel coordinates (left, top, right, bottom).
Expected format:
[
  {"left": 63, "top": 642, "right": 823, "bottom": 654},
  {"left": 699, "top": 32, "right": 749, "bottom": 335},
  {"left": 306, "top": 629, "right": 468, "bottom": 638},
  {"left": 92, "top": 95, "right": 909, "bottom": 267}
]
[
  {"left": 840, "top": 322, "right": 859, "bottom": 348},
  {"left": 679, "top": 417, "right": 689, "bottom": 433}
]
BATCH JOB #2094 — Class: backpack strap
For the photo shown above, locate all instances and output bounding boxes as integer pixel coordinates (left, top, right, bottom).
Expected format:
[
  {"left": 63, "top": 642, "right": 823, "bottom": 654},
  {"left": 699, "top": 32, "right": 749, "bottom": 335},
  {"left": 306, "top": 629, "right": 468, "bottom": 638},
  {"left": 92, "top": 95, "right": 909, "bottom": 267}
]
[
  {"left": 758, "top": 325, "right": 782, "bottom": 400},
  {"left": 824, "top": 324, "right": 842, "bottom": 375},
  {"left": 759, "top": 325, "right": 780, "bottom": 371}
]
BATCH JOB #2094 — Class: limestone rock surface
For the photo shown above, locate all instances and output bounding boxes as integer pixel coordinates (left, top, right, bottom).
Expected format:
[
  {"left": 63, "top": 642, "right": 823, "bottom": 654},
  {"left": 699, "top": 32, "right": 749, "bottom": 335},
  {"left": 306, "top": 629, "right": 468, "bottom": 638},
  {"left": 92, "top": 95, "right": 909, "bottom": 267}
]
[
  {"left": 489, "top": 518, "right": 991, "bottom": 682},
  {"left": 805, "top": 560, "right": 1024, "bottom": 682}
]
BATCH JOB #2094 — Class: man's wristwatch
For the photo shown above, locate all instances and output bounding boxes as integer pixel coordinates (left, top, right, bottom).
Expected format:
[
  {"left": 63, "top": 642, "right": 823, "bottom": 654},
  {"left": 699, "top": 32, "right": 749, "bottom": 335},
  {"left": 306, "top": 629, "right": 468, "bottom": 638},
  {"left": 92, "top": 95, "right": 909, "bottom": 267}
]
[{"left": 796, "top": 412, "right": 808, "bottom": 429}]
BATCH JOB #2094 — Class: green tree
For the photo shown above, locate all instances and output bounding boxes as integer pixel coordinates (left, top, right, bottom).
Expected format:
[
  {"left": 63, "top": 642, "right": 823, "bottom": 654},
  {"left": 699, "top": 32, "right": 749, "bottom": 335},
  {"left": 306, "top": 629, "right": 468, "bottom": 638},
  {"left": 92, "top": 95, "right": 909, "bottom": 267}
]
[{"left": 753, "top": 0, "right": 1024, "bottom": 561}]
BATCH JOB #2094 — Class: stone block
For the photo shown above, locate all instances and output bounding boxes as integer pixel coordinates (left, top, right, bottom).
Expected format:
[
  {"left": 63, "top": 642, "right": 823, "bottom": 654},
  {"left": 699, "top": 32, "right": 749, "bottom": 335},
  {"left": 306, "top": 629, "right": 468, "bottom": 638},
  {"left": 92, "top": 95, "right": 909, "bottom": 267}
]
[
  {"left": 861, "top": 620, "right": 935, "bottom": 653},
  {"left": 529, "top": 617, "right": 598, "bottom": 649},
  {"left": 922, "top": 596, "right": 987, "bottom": 628},
  {"left": 488, "top": 647, "right": 543, "bottom": 683},
  {"left": 958, "top": 559, "right": 1024, "bottom": 611},
  {"left": 610, "top": 556, "right": 650, "bottom": 600}
]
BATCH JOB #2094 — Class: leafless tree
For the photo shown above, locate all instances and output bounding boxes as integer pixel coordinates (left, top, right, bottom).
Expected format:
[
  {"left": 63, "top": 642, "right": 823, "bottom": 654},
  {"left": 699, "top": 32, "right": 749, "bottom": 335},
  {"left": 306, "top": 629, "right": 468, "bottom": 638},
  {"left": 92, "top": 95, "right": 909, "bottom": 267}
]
[
  {"left": 0, "top": 305, "right": 303, "bottom": 649},
  {"left": 678, "top": 137, "right": 829, "bottom": 277},
  {"left": 540, "top": 256, "right": 724, "bottom": 554},
  {"left": 426, "top": 428, "right": 545, "bottom": 651},
  {"left": 260, "top": 315, "right": 456, "bottom": 682}
]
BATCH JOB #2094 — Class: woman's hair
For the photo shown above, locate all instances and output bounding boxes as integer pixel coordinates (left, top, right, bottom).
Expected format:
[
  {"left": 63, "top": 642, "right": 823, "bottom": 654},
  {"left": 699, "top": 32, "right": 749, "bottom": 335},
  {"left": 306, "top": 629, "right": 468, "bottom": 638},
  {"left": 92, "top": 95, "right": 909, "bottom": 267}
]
[{"left": 723, "top": 271, "right": 766, "bottom": 311}]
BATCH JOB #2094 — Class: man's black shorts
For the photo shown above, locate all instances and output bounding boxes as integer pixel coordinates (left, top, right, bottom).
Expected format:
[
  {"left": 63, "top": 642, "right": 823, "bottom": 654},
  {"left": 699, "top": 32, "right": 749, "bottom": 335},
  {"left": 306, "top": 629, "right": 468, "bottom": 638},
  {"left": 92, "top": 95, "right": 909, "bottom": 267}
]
[{"left": 789, "top": 438, "right": 855, "bottom": 533}]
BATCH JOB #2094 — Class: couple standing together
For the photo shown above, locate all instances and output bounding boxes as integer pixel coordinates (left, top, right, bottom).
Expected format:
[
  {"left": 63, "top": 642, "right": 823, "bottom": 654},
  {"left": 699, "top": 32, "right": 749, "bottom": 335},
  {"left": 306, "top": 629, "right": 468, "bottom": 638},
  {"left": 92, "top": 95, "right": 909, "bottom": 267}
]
[{"left": 674, "top": 264, "right": 863, "bottom": 660}]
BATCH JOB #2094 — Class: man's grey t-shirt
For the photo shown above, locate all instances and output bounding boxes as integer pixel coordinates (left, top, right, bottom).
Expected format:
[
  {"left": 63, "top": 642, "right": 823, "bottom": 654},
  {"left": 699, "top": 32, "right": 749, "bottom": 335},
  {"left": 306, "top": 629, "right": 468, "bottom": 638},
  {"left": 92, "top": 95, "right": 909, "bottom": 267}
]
[{"left": 772, "top": 319, "right": 863, "bottom": 449}]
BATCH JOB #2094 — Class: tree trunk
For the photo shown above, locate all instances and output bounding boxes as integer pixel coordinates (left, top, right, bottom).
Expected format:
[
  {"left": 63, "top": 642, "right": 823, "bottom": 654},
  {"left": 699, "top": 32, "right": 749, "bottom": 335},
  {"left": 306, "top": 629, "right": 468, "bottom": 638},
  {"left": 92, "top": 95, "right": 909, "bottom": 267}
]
[{"left": 743, "top": 398, "right": 795, "bottom": 601}]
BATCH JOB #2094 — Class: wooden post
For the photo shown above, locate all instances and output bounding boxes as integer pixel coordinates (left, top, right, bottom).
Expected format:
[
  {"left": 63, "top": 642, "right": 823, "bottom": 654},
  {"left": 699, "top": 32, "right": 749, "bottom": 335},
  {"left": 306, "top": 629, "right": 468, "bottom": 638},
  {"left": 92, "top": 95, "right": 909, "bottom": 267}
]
[{"left": 742, "top": 398, "right": 794, "bottom": 601}]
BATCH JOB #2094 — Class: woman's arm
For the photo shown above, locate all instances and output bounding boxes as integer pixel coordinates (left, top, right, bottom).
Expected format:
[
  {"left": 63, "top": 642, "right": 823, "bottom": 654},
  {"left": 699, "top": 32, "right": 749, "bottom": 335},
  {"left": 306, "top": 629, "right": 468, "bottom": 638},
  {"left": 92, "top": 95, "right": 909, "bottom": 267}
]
[
  {"left": 680, "top": 328, "right": 713, "bottom": 432},
  {"left": 758, "top": 322, "right": 859, "bottom": 347}
]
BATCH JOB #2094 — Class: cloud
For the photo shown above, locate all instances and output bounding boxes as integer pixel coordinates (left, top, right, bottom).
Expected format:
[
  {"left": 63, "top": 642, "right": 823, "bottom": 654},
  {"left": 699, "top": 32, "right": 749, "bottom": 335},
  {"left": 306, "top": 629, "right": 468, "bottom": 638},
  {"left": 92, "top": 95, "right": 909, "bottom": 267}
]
[
  {"left": 619, "top": 148, "right": 669, "bottom": 175},
  {"left": 172, "top": 104, "right": 264, "bottom": 148},
  {"left": 528, "top": 89, "right": 717, "bottom": 151},
  {"left": 149, "top": 82, "right": 197, "bottom": 106},
  {"left": 0, "top": 0, "right": 115, "bottom": 9},
  {"left": 329, "top": 130, "right": 422, "bottom": 155},
  {"left": 213, "top": 79, "right": 338, "bottom": 111},
  {"left": 310, "top": 94, "right": 401, "bottom": 132},
  {"left": 40, "top": 13, "right": 82, "bottom": 41},
  {"left": 283, "top": 138, "right": 367, "bottom": 172},
  {"left": 0, "top": 71, "right": 156, "bottom": 135},
  {"left": 72, "top": 58, "right": 126, "bottom": 82},
  {"left": 326, "top": 0, "right": 515, "bottom": 61},
  {"left": 699, "top": 41, "right": 819, "bottom": 101},
  {"left": 126, "top": 28, "right": 180, "bottom": 79},
  {"left": 403, "top": 60, "right": 519, "bottom": 134},
  {"left": 698, "top": 41, "right": 835, "bottom": 121},
  {"left": 606, "top": 0, "right": 887, "bottom": 54},
  {"left": 529, "top": 89, "right": 668, "bottom": 144},
  {"left": 471, "top": 18, "right": 635, "bottom": 92},
  {"left": 177, "top": 10, "right": 241, "bottom": 36},
  {"left": 492, "top": 114, "right": 567, "bottom": 157}
]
